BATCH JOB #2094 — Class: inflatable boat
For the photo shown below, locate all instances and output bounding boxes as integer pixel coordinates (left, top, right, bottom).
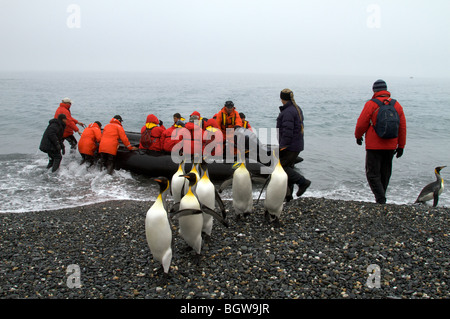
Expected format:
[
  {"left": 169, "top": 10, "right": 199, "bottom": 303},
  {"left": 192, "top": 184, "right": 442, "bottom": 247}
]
[{"left": 114, "top": 129, "right": 280, "bottom": 180}]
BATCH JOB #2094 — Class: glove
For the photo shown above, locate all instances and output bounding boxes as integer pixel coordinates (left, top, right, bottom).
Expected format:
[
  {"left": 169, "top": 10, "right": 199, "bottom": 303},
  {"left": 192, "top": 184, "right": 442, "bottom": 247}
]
[
  {"left": 395, "top": 148, "right": 403, "bottom": 158},
  {"left": 356, "top": 137, "right": 363, "bottom": 145},
  {"left": 159, "top": 120, "right": 163, "bottom": 126}
]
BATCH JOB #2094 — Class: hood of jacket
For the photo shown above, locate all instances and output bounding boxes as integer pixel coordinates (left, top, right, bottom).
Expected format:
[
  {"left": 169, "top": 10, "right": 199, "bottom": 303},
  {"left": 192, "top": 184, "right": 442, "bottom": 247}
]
[
  {"left": 59, "top": 102, "right": 71, "bottom": 111},
  {"left": 372, "top": 90, "right": 391, "bottom": 100},
  {"left": 88, "top": 122, "right": 100, "bottom": 129},
  {"left": 110, "top": 118, "right": 123, "bottom": 126},
  {"left": 146, "top": 114, "right": 159, "bottom": 125},
  {"left": 50, "top": 117, "right": 66, "bottom": 128}
]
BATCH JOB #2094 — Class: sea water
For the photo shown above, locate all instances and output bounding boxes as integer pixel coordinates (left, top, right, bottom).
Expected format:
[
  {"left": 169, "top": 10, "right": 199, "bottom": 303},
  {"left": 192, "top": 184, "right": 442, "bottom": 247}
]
[{"left": 0, "top": 71, "right": 449, "bottom": 212}]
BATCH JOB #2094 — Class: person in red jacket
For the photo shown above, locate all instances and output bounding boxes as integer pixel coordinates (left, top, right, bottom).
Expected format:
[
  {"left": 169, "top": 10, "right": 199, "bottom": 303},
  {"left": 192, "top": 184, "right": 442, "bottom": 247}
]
[
  {"left": 54, "top": 98, "right": 85, "bottom": 153},
  {"left": 78, "top": 121, "right": 102, "bottom": 167},
  {"left": 215, "top": 101, "right": 243, "bottom": 158},
  {"left": 161, "top": 120, "right": 190, "bottom": 155},
  {"left": 355, "top": 79, "right": 407, "bottom": 204},
  {"left": 239, "top": 113, "right": 253, "bottom": 132},
  {"left": 203, "top": 118, "right": 223, "bottom": 159},
  {"left": 139, "top": 114, "right": 166, "bottom": 152},
  {"left": 185, "top": 112, "right": 205, "bottom": 161},
  {"left": 99, "top": 115, "right": 138, "bottom": 174}
]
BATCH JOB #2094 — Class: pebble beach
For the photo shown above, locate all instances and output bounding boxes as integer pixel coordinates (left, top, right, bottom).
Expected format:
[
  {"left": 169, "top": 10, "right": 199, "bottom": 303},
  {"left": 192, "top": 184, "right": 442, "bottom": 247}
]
[{"left": 1, "top": 197, "right": 449, "bottom": 300}]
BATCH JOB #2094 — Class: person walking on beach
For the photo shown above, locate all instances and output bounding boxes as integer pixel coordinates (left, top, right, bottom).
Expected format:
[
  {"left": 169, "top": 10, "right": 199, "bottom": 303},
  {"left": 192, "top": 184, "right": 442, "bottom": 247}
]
[
  {"left": 99, "top": 115, "right": 138, "bottom": 174},
  {"left": 54, "top": 98, "right": 85, "bottom": 153},
  {"left": 355, "top": 79, "right": 407, "bottom": 204},
  {"left": 39, "top": 114, "right": 67, "bottom": 172},
  {"left": 277, "top": 89, "right": 311, "bottom": 201}
]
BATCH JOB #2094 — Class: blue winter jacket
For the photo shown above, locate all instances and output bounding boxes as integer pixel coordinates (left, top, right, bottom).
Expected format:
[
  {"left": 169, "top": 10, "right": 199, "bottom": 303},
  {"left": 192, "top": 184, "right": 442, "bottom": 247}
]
[{"left": 276, "top": 101, "right": 304, "bottom": 152}]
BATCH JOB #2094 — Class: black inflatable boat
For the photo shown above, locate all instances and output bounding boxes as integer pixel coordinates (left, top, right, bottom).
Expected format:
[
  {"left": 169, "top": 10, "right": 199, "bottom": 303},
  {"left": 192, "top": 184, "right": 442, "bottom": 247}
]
[{"left": 114, "top": 129, "right": 277, "bottom": 180}]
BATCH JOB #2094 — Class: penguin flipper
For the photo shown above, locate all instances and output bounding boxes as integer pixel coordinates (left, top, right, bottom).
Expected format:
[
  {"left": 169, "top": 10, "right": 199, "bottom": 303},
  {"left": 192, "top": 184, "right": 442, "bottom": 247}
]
[
  {"left": 433, "top": 191, "right": 440, "bottom": 207},
  {"left": 218, "top": 177, "right": 233, "bottom": 193},
  {"left": 170, "top": 202, "right": 180, "bottom": 214},
  {"left": 171, "top": 209, "right": 203, "bottom": 219},
  {"left": 256, "top": 176, "right": 271, "bottom": 205},
  {"left": 214, "top": 189, "right": 226, "bottom": 217},
  {"left": 201, "top": 204, "right": 229, "bottom": 228}
]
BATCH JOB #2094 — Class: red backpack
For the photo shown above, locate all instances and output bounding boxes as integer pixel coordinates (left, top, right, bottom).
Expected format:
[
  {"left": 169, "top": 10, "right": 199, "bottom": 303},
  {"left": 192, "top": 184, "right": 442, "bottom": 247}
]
[{"left": 140, "top": 127, "right": 155, "bottom": 149}]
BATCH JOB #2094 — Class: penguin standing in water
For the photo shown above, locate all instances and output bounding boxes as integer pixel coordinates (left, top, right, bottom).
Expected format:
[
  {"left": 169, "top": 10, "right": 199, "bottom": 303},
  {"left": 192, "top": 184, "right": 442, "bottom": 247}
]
[
  {"left": 262, "top": 155, "right": 288, "bottom": 227},
  {"left": 145, "top": 177, "right": 172, "bottom": 279},
  {"left": 415, "top": 166, "right": 446, "bottom": 207},
  {"left": 231, "top": 161, "right": 253, "bottom": 220}
]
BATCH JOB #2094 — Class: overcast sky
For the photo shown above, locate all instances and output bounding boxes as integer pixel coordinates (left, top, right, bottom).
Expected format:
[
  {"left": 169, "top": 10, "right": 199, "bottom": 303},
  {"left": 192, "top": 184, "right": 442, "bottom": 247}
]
[{"left": 0, "top": 0, "right": 449, "bottom": 77}]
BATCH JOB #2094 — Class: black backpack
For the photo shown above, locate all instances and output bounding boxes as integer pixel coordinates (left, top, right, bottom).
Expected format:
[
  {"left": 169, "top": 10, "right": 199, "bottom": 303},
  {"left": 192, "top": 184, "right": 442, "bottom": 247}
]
[{"left": 370, "top": 98, "right": 400, "bottom": 139}]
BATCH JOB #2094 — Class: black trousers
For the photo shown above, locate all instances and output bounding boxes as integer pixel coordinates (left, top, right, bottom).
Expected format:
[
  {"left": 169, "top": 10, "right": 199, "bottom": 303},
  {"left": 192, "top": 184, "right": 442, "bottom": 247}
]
[
  {"left": 80, "top": 154, "right": 97, "bottom": 167},
  {"left": 100, "top": 153, "right": 116, "bottom": 175},
  {"left": 46, "top": 151, "right": 62, "bottom": 172},
  {"left": 64, "top": 135, "right": 78, "bottom": 150},
  {"left": 280, "top": 150, "right": 306, "bottom": 196},
  {"left": 365, "top": 149, "right": 395, "bottom": 204}
]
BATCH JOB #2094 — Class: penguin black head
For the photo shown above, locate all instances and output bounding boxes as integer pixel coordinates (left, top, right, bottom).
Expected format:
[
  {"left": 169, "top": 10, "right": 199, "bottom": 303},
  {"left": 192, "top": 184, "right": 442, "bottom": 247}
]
[
  {"left": 180, "top": 172, "right": 198, "bottom": 187},
  {"left": 436, "top": 166, "right": 446, "bottom": 174},
  {"left": 152, "top": 176, "right": 170, "bottom": 194}
]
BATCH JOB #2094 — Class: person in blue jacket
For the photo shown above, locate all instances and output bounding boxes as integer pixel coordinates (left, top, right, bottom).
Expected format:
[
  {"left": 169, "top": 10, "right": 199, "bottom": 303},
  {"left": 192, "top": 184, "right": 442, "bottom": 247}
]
[{"left": 277, "top": 88, "right": 311, "bottom": 200}]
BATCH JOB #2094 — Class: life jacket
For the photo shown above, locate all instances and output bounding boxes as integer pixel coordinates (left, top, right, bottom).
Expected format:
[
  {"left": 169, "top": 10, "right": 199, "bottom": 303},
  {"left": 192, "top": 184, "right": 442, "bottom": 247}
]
[{"left": 242, "top": 120, "right": 253, "bottom": 131}]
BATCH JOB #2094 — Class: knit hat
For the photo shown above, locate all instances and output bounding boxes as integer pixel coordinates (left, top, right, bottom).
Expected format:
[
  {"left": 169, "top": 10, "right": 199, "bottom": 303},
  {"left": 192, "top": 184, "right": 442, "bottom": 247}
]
[
  {"left": 225, "top": 101, "right": 234, "bottom": 108},
  {"left": 62, "top": 97, "right": 72, "bottom": 104},
  {"left": 372, "top": 79, "right": 387, "bottom": 92}
]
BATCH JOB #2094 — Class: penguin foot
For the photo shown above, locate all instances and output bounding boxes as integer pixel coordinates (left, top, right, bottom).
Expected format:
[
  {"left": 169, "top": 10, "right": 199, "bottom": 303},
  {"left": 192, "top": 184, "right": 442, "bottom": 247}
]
[
  {"left": 202, "top": 232, "right": 211, "bottom": 244},
  {"left": 192, "top": 253, "right": 201, "bottom": 266},
  {"left": 157, "top": 272, "right": 170, "bottom": 286},
  {"left": 264, "top": 211, "right": 282, "bottom": 228}
]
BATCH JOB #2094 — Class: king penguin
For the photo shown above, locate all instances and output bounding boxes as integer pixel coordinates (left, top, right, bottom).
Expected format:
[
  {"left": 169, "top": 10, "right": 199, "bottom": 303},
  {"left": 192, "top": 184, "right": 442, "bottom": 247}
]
[
  {"left": 172, "top": 172, "right": 229, "bottom": 262},
  {"left": 174, "top": 172, "right": 204, "bottom": 263},
  {"left": 263, "top": 155, "right": 288, "bottom": 227},
  {"left": 415, "top": 166, "right": 446, "bottom": 207},
  {"left": 196, "top": 161, "right": 226, "bottom": 241},
  {"left": 171, "top": 160, "right": 188, "bottom": 211},
  {"left": 231, "top": 160, "right": 253, "bottom": 220},
  {"left": 145, "top": 177, "right": 173, "bottom": 277}
]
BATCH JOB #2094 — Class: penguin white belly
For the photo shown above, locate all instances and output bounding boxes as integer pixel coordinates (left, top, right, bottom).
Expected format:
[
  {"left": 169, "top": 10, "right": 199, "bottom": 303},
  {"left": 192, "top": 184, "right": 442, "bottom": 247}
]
[
  {"left": 264, "top": 162, "right": 288, "bottom": 218},
  {"left": 264, "top": 173, "right": 288, "bottom": 217},
  {"left": 232, "top": 171, "right": 253, "bottom": 215},
  {"left": 179, "top": 195, "right": 203, "bottom": 254},
  {"left": 196, "top": 179, "right": 215, "bottom": 235},
  {"left": 145, "top": 202, "right": 172, "bottom": 273},
  {"left": 171, "top": 175, "right": 188, "bottom": 203}
]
